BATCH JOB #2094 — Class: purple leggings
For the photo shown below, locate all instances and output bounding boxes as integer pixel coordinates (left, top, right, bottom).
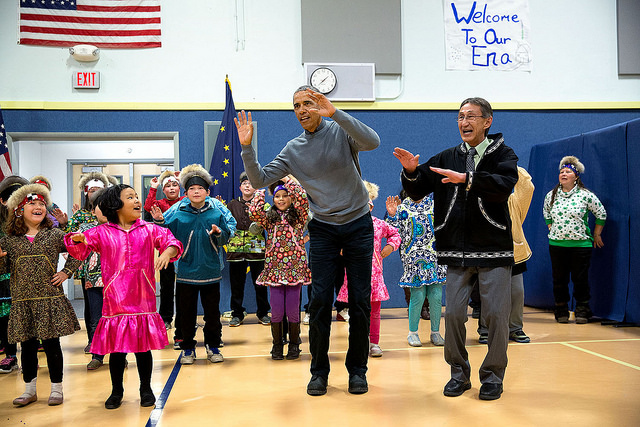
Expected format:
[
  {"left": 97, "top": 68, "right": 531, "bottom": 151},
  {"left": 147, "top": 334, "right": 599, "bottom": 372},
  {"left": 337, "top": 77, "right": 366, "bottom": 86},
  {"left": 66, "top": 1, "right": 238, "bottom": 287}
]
[{"left": 269, "top": 285, "right": 302, "bottom": 323}]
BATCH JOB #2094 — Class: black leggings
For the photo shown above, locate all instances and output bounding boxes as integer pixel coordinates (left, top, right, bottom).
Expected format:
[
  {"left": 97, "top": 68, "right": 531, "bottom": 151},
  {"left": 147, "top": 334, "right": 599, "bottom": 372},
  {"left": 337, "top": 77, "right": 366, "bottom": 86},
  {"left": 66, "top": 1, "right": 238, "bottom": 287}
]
[
  {"left": 109, "top": 351, "right": 153, "bottom": 394},
  {"left": 0, "top": 316, "right": 17, "bottom": 356},
  {"left": 21, "top": 337, "right": 63, "bottom": 383}
]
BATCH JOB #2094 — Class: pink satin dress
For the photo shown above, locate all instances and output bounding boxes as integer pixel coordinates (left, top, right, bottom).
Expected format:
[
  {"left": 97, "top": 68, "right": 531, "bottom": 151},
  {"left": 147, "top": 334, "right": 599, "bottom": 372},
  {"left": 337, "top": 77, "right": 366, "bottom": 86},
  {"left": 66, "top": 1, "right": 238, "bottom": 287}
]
[{"left": 65, "top": 219, "right": 183, "bottom": 354}]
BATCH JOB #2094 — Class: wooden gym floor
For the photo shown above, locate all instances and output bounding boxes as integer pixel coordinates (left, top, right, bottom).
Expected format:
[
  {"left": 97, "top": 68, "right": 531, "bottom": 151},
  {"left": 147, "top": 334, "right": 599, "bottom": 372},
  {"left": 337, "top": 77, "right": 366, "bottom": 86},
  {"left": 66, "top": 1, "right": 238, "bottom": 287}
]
[{"left": 1, "top": 307, "right": 639, "bottom": 427}]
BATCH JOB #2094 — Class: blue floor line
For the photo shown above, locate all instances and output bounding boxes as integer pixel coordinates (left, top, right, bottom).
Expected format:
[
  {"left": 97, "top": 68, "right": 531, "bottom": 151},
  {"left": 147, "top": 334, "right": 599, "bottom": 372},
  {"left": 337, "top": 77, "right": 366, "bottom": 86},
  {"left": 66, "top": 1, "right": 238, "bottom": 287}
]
[{"left": 145, "top": 355, "right": 182, "bottom": 427}]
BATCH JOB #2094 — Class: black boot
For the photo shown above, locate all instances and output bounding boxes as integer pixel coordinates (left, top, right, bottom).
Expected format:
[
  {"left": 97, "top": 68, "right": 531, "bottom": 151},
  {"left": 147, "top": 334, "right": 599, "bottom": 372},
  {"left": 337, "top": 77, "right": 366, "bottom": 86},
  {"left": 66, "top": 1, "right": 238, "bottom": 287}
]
[
  {"left": 286, "top": 322, "right": 301, "bottom": 360},
  {"left": 575, "top": 302, "right": 593, "bottom": 324},
  {"left": 281, "top": 318, "right": 289, "bottom": 344},
  {"left": 270, "top": 322, "right": 284, "bottom": 360},
  {"left": 554, "top": 303, "right": 569, "bottom": 323}
]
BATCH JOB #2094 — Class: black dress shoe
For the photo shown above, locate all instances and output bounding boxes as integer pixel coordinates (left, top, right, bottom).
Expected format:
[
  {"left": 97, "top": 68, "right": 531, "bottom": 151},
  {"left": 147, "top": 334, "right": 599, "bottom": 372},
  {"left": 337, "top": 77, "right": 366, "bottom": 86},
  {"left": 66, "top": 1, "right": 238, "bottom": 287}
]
[
  {"left": 443, "top": 378, "right": 471, "bottom": 397},
  {"left": 105, "top": 393, "right": 123, "bottom": 409},
  {"left": 348, "top": 374, "right": 368, "bottom": 394},
  {"left": 479, "top": 382, "right": 503, "bottom": 400},
  {"left": 307, "top": 375, "right": 328, "bottom": 396},
  {"left": 140, "top": 390, "right": 156, "bottom": 407}
]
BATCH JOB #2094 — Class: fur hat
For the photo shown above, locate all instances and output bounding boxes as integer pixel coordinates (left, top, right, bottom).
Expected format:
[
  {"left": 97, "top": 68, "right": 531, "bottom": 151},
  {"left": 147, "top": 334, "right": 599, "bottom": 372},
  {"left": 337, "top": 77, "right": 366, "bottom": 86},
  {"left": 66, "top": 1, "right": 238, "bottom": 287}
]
[
  {"left": 78, "top": 172, "right": 109, "bottom": 194},
  {"left": 363, "top": 180, "right": 379, "bottom": 201},
  {"left": 7, "top": 183, "right": 52, "bottom": 213},
  {"left": 30, "top": 175, "right": 52, "bottom": 190},
  {"left": 239, "top": 171, "right": 249, "bottom": 183},
  {"left": 179, "top": 164, "right": 213, "bottom": 189},
  {"left": 159, "top": 170, "right": 180, "bottom": 188},
  {"left": 559, "top": 156, "right": 585, "bottom": 175},
  {"left": 0, "top": 175, "right": 29, "bottom": 202},
  {"left": 106, "top": 175, "right": 119, "bottom": 187}
]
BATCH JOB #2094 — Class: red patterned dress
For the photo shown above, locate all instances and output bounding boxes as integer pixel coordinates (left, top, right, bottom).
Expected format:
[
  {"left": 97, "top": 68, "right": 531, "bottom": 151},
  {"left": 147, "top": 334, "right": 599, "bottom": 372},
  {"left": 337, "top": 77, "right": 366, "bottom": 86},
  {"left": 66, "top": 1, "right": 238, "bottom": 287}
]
[{"left": 248, "top": 181, "right": 311, "bottom": 287}]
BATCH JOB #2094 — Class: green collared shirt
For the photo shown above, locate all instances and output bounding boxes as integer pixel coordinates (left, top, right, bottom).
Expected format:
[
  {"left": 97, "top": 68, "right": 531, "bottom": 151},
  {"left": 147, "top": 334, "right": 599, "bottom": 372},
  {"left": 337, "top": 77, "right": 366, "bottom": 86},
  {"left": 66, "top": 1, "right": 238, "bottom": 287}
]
[{"left": 465, "top": 137, "right": 492, "bottom": 168}]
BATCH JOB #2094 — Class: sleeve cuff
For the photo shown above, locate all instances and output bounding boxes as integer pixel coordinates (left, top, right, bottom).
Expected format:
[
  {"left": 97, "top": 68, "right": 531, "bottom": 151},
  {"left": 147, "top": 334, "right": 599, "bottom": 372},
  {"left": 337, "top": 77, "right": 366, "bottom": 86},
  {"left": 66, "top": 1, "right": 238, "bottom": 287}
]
[{"left": 401, "top": 169, "right": 418, "bottom": 181}]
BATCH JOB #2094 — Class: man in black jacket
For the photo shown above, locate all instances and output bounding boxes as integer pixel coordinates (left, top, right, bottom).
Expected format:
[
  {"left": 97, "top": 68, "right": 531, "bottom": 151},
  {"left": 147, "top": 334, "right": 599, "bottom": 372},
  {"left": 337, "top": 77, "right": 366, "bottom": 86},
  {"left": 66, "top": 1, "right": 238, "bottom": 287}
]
[{"left": 394, "top": 97, "right": 518, "bottom": 401}]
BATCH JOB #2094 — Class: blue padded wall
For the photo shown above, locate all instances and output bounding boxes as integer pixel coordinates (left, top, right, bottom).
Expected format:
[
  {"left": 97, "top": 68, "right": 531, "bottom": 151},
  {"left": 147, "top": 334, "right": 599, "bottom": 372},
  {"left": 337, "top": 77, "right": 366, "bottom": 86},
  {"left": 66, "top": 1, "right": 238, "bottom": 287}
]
[{"left": 3, "top": 108, "right": 639, "bottom": 314}]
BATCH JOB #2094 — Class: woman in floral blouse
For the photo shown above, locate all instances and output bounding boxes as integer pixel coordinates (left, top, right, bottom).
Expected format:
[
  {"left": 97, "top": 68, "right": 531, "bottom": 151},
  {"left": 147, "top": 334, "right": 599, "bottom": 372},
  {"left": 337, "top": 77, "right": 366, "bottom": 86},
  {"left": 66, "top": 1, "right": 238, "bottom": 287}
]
[{"left": 543, "top": 156, "right": 606, "bottom": 324}]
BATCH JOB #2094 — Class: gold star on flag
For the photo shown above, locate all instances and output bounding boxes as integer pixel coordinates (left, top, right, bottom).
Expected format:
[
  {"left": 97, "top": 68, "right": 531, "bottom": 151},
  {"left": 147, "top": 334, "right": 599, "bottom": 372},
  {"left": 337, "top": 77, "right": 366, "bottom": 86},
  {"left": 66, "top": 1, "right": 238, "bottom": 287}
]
[
  {"left": 224, "top": 145, "right": 230, "bottom": 151},
  {"left": 222, "top": 172, "right": 228, "bottom": 178},
  {"left": 220, "top": 126, "right": 225, "bottom": 132},
  {"left": 213, "top": 179, "right": 219, "bottom": 185},
  {"left": 223, "top": 159, "right": 229, "bottom": 165}
]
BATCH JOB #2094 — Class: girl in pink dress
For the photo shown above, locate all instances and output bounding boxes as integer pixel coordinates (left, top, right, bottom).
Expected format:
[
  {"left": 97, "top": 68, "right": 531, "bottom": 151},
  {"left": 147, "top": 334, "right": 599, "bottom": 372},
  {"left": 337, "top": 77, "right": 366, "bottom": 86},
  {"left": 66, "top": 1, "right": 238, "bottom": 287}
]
[
  {"left": 337, "top": 181, "right": 401, "bottom": 357},
  {"left": 65, "top": 184, "right": 183, "bottom": 410}
]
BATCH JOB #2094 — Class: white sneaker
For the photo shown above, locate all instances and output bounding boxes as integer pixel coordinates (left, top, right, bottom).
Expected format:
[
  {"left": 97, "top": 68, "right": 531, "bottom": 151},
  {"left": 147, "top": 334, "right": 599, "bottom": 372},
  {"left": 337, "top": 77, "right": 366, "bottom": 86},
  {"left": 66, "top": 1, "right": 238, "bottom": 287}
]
[
  {"left": 369, "top": 343, "right": 383, "bottom": 357},
  {"left": 430, "top": 332, "right": 445, "bottom": 346},
  {"left": 180, "top": 349, "right": 196, "bottom": 365},
  {"left": 336, "top": 309, "right": 350, "bottom": 322},
  {"left": 407, "top": 332, "right": 422, "bottom": 347},
  {"left": 206, "top": 345, "right": 224, "bottom": 363},
  {"left": 303, "top": 312, "right": 310, "bottom": 325}
]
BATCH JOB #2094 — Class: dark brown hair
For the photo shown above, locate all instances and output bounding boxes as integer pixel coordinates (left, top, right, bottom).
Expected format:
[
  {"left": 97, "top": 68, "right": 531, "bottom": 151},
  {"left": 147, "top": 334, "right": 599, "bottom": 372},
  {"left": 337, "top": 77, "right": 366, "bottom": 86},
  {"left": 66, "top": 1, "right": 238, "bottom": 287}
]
[{"left": 5, "top": 210, "right": 54, "bottom": 236}]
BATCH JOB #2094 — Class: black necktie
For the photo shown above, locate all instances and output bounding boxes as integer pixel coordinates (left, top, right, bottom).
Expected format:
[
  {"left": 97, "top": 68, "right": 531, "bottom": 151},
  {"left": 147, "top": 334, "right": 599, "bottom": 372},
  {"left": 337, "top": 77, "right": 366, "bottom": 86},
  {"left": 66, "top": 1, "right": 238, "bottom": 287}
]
[{"left": 466, "top": 147, "right": 477, "bottom": 172}]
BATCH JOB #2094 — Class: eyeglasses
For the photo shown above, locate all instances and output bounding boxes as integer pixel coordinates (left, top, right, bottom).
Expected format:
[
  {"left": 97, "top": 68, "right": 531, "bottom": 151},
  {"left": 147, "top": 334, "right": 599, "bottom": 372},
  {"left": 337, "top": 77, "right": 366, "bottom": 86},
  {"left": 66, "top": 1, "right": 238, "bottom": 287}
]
[{"left": 457, "top": 115, "right": 484, "bottom": 122}]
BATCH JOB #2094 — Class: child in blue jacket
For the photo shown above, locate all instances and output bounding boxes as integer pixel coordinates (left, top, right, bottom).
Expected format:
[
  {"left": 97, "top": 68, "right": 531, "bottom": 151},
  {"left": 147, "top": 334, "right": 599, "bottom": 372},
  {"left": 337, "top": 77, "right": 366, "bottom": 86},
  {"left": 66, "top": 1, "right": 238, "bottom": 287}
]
[{"left": 151, "top": 164, "right": 235, "bottom": 365}]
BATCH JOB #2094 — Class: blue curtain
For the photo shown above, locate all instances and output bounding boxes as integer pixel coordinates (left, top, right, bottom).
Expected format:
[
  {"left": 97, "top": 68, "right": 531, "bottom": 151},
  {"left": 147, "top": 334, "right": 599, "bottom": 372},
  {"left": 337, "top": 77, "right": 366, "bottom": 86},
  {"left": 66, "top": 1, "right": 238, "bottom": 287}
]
[
  {"left": 625, "top": 119, "right": 640, "bottom": 323},
  {"left": 525, "top": 118, "right": 640, "bottom": 322}
]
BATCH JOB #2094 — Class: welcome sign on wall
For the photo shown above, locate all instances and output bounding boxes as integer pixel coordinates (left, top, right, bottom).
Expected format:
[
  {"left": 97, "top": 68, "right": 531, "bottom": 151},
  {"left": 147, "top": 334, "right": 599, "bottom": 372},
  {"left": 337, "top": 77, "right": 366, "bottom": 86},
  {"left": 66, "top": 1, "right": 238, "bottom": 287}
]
[{"left": 443, "top": 0, "right": 532, "bottom": 71}]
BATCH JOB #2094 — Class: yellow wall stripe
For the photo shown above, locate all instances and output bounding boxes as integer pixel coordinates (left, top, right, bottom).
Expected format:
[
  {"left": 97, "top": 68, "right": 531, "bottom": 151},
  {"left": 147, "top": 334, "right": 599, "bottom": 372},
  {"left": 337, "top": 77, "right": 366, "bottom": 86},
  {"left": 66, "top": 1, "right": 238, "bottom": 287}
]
[{"left": 1, "top": 101, "right": 639, "bottom": 111}]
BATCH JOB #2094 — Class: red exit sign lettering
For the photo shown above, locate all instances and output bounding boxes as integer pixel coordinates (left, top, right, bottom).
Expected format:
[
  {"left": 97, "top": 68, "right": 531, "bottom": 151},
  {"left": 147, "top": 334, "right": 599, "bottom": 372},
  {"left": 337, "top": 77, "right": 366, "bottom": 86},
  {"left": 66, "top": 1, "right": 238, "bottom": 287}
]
[{"left": 72, "top": 71, "right": 100, "bottom": 89}]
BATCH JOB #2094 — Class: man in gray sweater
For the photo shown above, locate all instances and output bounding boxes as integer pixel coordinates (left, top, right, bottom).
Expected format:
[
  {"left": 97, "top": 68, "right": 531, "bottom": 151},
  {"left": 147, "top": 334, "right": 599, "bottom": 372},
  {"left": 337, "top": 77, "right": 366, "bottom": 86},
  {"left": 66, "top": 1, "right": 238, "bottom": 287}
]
[{"left": 235, "top": 86, "right": 380, "bottom": 396}]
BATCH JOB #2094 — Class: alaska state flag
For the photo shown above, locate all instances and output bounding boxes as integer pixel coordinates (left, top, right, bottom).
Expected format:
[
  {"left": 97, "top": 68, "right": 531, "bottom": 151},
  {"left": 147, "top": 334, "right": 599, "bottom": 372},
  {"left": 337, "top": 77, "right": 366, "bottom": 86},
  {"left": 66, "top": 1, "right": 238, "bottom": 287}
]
[{"left": 209, "top": 78, "right": 243, "bottom": 204}]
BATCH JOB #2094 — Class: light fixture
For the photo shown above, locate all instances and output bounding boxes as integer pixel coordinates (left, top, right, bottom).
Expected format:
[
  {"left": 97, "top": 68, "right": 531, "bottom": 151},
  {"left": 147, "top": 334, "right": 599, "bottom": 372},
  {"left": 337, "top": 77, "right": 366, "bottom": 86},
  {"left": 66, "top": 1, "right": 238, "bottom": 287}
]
[{"left": 69, "top": 44, "right": 100, "bottom": 62}]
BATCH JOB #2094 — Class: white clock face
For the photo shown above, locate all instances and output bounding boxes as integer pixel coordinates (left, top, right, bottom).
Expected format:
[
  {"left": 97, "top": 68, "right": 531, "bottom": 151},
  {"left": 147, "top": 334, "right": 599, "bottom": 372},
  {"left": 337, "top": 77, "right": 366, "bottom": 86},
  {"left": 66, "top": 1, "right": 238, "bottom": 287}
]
[{"left": 310, "top": 67, "right": 337, "bottom": 94}]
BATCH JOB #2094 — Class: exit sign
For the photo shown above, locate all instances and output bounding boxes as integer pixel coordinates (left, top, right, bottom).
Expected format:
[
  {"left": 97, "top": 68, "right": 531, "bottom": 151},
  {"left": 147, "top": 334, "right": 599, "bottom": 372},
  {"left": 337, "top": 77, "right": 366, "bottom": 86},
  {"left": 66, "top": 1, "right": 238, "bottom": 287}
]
[{"left": 73, "top": 71, "right": 100, "bottom": 89}]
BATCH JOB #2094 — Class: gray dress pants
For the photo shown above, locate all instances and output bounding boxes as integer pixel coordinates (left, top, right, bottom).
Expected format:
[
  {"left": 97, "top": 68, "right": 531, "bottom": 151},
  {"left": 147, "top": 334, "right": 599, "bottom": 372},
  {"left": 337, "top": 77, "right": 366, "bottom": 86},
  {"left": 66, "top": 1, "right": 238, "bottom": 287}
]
[{"left": 444, "top": 265, "right": 511, "bottom": 385}]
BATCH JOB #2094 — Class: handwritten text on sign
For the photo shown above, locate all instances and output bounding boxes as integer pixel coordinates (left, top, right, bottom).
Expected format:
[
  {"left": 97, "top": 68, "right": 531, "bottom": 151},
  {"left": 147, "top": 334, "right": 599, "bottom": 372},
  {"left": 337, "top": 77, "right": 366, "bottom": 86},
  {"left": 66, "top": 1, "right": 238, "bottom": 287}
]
[{"left": 443, "top": 0, "right": 532, "bottom": 71}]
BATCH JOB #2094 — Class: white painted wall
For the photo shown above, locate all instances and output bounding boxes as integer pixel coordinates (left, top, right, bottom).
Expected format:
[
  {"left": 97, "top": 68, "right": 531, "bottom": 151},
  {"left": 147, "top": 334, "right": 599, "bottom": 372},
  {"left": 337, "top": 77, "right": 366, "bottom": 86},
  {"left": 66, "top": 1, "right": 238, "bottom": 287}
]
[{"left": 0, "top": 0, "right": 637, "bottom": 105}]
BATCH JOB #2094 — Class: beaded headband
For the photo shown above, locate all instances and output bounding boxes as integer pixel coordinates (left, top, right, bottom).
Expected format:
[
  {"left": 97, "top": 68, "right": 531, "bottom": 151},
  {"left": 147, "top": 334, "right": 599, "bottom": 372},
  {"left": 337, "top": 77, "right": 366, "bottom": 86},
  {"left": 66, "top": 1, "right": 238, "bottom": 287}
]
[
  {"left": 162, "top": 176, "right": 179, "bottom": 188},
  {"left": 561, "top": 163, "right": 579, "bottom": 176},
  {"left": 273, "top": 185, "right": 287, "bottom": 195},
  {"left": 33, "top": 179, "right": 50, "bottom": 189},
  {"left": 16, "top": 193, "right": 45, "bottom": 213},
  {"left": 84, "top": 179, "right": 106, "bottom": 194}
]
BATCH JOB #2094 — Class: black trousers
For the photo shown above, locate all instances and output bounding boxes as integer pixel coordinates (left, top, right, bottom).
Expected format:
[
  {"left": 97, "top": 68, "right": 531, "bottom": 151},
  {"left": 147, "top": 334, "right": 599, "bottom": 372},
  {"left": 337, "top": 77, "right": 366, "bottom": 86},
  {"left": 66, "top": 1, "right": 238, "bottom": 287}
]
[
  {"left": 177, "top": 282, "right": 222, "bottom": 350},
  {"left": 21, "top": 337, "right": 63, "bottom": 383},
  {"left": 549, "top": 245, "right": 593, "bottom": 305},
  {"left": 158, "top": 262, "right": 176, "bottom": 323},
  {"left": 308, "top": 214, "right": 373, "bottom": 378},
  {"left": 229, "top": 260, "right": 270, "bottom": 319},
  {"left": 304, "top": 253, "right": 348, "bottom": 313}
]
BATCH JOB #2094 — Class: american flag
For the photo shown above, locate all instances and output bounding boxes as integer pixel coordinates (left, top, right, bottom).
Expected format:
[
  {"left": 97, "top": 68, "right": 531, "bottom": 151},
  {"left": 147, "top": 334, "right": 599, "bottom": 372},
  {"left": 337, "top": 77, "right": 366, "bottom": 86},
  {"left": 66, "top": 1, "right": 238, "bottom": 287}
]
[
  {"left": 20, "top": 0, "right": 161, "bottom": 48},
  {"left": 0, "top": 109, "right": 13, "bottom": 182},
  {"left": 208, "top": 78, "right": 244, "bottom": 205}
]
